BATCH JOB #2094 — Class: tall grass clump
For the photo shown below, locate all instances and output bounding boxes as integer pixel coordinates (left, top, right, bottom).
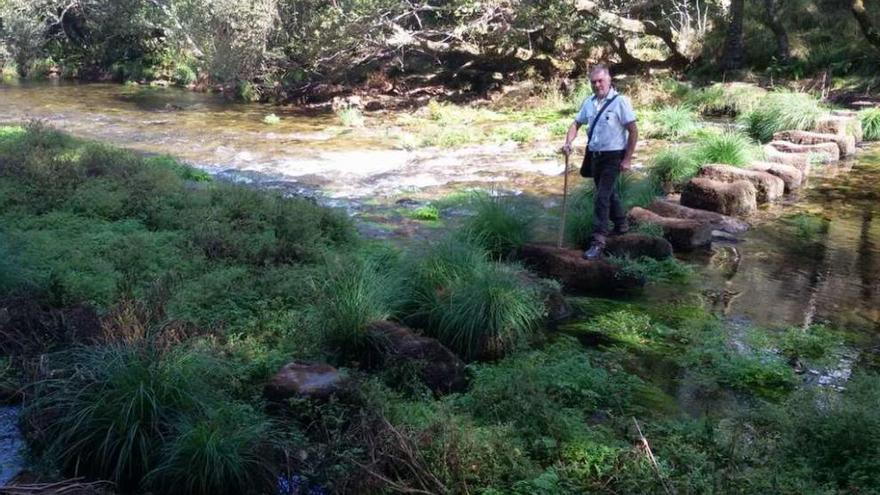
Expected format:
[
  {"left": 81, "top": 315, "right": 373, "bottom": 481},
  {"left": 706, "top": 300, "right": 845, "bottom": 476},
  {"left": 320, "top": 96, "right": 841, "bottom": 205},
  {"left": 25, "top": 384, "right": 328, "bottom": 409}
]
[
  {"left": 743, "top": 91, "right": 824, "bottom": 142},
  {"left": 28, "top": 344, "right": 231, "bottom": 489},
  {"left": 692, "top": 131, "right": 759, "bottom": 166},
  {"left": 564, "top": 184, "right": 596, "bottom": 248},
  {"left": 859, "top": 107, "right": 880, "bottom": 141},
  {"left": 647, "top": 147, "right": 700, "bottom": 191},
  {"left": 687, "top": 83, "right": 766, "bottom": 116},
  {"left": 461, "top": 193, "right": 536, "bottom": 259},
  {"left": 642, "top": 105, "right": 698, "bottom": 140},
  {"left": 426, "top": 262, "right": 544, "bottom": 361}
]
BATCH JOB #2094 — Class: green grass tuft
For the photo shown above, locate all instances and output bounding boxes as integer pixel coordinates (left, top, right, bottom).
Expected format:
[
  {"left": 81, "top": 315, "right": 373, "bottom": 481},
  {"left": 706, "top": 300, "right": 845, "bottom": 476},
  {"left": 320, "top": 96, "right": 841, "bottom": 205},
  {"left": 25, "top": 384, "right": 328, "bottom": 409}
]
[
  {"left": 692, "top": 131, "right": 759, "bottom": 166},
  {"left": 462, "top": 193, "right": 536, "bottom": 259},
  {"left": 859, "top": 107, "right": 880, "bottom": 141},
  {"left": 642, "top": 105, "right": 699, "bottom": 140},
  {"left": 647, "top": 147, "right": 700, "bottom": 190},
  {"left": 743, "top": 91, "right": 825, "bottom": 142}
]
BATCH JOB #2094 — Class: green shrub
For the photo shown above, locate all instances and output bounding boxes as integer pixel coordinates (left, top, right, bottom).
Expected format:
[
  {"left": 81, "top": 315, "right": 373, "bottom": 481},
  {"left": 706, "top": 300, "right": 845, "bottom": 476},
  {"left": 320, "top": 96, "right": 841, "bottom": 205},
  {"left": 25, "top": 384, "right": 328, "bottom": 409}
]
[
  {"left": 425, "top": 261, "right": 544, "bottom": 361},
  {"left": 172, "top": 64, "right": 197, "bottom": 86},
  {"left": 29, "top": 343, "right": 231, "bottom": 489},
  {"left": 143, "top": 155, "right": 211, "bottom": 182},
  {"left": 643, "top": 105, "right": 699, "bottom": 140},
  {"left": 743, "top": 91, "right": 825, "bottom": 142},
  {"left": 778, "top": 324, "right": 840, "bottom": 361},
  {"left": 692, "top": 131, "right": 758, "bottom": 166},
  {"left": 147, "top": 403, "right": 274, "bottom": 495},
  {"left": 859, "top": 107, "right": 880, "bottom": 141},
  {"left": 462, "top": 193, "right": 536, "bottom": 259},
  {"left": 409, "top": 205, "right": 439, "bottom": 221},
  {"left": 647, "top": 147, "right": 700, "bottom": 190}
]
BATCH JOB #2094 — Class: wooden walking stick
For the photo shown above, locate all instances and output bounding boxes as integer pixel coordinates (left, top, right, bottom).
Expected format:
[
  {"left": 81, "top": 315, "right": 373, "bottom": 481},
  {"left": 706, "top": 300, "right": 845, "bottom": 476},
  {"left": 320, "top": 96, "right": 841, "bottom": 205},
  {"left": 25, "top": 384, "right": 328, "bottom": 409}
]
[{"left": 557, "top": 149, "right": 571, "bottom": 249}]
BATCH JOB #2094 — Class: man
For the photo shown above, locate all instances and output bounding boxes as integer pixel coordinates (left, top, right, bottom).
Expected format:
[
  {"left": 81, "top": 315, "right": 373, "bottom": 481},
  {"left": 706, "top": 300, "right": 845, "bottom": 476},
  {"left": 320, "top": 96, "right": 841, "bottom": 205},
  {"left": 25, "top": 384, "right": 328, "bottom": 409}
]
[{"left": 562, "top": 65, "right": 638, "bottom": 260}]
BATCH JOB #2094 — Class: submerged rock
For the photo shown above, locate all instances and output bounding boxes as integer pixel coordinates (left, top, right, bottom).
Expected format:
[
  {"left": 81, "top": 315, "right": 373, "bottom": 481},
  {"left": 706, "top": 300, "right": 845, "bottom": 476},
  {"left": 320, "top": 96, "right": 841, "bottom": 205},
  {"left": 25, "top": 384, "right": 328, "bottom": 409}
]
[
  {"left": 681, "top": 178, "right": 757, "bottom": 216},
  {"left": 768, "top": 140, "right": 840, "bottom": 164},
  {"left": 772, "top": 130, "right": 855, "bottom": 157},
  {"left": 699, "top": 164, "right": 785, "bottom": 204},
  {"left": 518, "top": 243, "right": 645, "bottom": 293},
  {"left": 265, "top": 362, "right": 346, "bottom": 400},
  {"left": 367, "top": 321, "right": 467, "bottom": 394},
  {"left": 627, "top": 207, "right": 713, "bottom": 251},
  {"left": 646, "top": 198, "right": 749, "bottom": 234}
]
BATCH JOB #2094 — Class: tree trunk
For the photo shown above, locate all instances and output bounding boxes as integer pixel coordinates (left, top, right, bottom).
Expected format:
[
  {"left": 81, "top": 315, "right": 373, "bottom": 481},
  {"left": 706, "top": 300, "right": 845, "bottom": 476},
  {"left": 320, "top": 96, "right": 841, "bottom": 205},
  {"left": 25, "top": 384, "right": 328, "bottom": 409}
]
[
  {"left": 721, "top": 0, "right": 745, "bottom": 71},
  {"left": 852, "top": 0, "right": 880, "bottom": 49},
  {"left": 762, "top": 0, "right": 790, "bottom": 62}
]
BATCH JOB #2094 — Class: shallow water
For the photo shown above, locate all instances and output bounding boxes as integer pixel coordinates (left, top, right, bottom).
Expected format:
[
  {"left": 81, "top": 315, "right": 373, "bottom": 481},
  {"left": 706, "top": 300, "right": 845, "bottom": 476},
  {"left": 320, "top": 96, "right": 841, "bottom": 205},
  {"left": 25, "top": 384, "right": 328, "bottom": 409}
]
[{"left": 0, "top": 406, "right": 23, "bottom": 485}]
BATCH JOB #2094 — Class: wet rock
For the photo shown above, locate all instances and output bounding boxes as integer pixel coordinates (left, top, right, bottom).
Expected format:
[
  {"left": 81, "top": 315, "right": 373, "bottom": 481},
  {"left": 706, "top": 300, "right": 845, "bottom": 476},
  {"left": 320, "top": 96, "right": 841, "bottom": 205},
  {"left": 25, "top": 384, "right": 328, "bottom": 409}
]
[
  {"left": 747, "top": 161, "right": 804, "bottom": 193},
  {"left": 763, "top": 145, "right": 811, "bottom": 173},
  {"left": 816, "top": 114, "right": 863, "bottom": 143},
  {"left": 518, "top": 243, "right": 645, "bottom": 293},
  {"left": 699, "top": 164, "right": 785, "bottom": 204},
  {"left": 604, "top": 233, "right": 673, "bottom": 260},
  {"left": 681, "top": 178, "right": 757, "bottom": 216},
  {"left": 627, "top": 207, "right": 713, "bottom": 251},
  {"left": 711, "top": 230, "right": 740, "bottom": 243},
  {"left": 264, "top": 362, "right": 345, "bottom": 400},
  {"left": 768, "top": 140, "right": 840, "bottom": 164},
  {"left": 772, "top": 130, "right": 855, "bottom": 157},
  {"left": 0, "top": 298, "right": 102, "bottom": 356},
  {"left": 518, "top": 272, "right": 572, "bottom": 321},
  {"left": 646, "top": 199, "right": 749, "bottom": 234},
  {"left": 367, "top": 321, "right": 467, "bottom": 394}
]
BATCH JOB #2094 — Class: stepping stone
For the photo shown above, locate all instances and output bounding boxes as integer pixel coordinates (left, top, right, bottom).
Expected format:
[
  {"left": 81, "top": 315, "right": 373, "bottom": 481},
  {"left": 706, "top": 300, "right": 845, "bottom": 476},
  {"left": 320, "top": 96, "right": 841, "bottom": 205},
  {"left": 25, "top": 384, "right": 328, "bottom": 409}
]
[
  {"left": 773, "top": 130, "right": 855, "bottom": 157},
  {"left": 646, "top": 198, "right": 749, "bottom": 234},
  {"left": 763, "top": 145, "right": 811, "bottom": 173},
  {"left": 747, "top": 161, "right": 803, "bottom": 193},
  {"left": 265, "top": 362, "right": 346, "bottom": 400},
  {"left": 627, "top": 207, "right": 713, "bottom": 251},
  {"left": 681, "top": 178, "right": 757, "bottom": 216},
  {"left": 699, "top": 164, "right": 785, "bottom": 204},
  {"left": 604, "top": 233, "right": 673, "bottom": 260},
  {"left": 518, "top": 243, "right": 645, "bottom": 293},
  {"left": 768, "top": 140, "right": 839, "bottom": 163},
  {"left": 368, "top": 321, "right": 467, "bottom": 392},
  {"left": 816, "top": 114, "right": 863, "bottom": 144}
]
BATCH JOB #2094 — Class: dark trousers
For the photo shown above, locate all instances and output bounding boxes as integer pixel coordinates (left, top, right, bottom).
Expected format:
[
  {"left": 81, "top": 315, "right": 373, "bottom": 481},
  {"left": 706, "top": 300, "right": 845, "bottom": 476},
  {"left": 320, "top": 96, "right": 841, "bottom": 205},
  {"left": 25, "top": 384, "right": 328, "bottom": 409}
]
[{"left": 590, "top": 150, "right": 626, "bottom": 244}]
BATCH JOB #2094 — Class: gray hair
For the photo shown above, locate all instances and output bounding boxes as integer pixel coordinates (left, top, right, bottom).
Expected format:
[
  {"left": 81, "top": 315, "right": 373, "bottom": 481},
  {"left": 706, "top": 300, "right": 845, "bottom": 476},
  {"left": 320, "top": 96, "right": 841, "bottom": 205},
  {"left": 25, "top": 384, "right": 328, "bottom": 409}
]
[{"left": 590, "top": 64, "right": 611, "bottom": 78}]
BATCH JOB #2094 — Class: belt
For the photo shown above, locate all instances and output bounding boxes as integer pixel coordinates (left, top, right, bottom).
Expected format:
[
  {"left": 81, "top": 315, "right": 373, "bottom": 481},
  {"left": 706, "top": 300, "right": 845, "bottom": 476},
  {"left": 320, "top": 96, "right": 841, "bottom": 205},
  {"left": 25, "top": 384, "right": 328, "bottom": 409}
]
[{"left": 589, "top": 149, "right": 625, "bottom": 157}]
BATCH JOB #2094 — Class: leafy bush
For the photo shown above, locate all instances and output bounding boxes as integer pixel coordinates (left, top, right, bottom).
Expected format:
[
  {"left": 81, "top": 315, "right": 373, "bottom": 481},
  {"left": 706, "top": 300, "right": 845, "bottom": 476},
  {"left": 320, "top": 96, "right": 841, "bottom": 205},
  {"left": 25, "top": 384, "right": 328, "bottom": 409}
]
[
  {"left": 859, "top": 107, "right": 880, "bottom": 141},
  {"left": 743, "top": 91, "right": 825, "bottom": 142},
  {"left": 462, "top": 193, "right": 536, "bottom": 259},
  {"left": 692, "top": 131, "right": 759, "bottom": 166}
]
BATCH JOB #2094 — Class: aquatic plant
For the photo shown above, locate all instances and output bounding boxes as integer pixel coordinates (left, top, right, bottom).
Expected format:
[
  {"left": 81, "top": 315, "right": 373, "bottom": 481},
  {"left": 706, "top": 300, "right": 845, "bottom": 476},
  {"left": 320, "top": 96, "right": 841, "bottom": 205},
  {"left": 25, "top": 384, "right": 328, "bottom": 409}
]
[
  {"left": 646, "top": 147, "right": 700, "bottom": 190},
  {"left": 691, "top": 130, "right": 759, "bottom": 166},
  {"left": 642, "top": 105, "right": 699, "bottom": 140},
  {"left": 743, "top": 91, "right": 824, "bottom": 142},
  {"left": 859, "top": 107, "right": 880, "bottom": 141},
  {"left": 462, "top": 193, "right": 537, "bottom": 259},
  {"left": 782, "top": 212, "right": 828, "bottom": 242},
  {"left": 409, "top": 205, "right": 440, "bottom": 221}
]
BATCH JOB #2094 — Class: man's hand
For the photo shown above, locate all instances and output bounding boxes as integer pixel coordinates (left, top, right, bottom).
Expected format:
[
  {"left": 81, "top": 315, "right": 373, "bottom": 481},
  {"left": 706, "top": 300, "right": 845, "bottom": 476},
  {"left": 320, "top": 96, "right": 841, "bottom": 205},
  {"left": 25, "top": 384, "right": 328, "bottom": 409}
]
[
  {"left": 561, "top": 143, "right": 573, "bottom": 155},
  {"left": 619, "top": 157, "right": 632, "bottom": 171}
]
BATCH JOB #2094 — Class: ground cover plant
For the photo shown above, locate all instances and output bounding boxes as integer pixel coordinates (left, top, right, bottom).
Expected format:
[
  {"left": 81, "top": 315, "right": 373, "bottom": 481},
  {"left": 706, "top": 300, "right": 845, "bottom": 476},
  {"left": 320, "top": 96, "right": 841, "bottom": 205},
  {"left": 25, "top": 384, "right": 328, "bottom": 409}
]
[{"left": 743, "top": 91, "right": 825, "bottom": 142}]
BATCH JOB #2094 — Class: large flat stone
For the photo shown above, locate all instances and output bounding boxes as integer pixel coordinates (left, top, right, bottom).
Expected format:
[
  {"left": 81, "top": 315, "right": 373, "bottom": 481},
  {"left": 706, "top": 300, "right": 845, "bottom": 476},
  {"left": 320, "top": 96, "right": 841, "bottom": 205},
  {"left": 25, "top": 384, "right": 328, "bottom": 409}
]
[
  {"left": 699, "top": 164, "right": 785, "bottom": 203},
  {"left": 646, "top": 198, "right": 749, "bottom": 234},
  {"left": 763, "top": 145, "right": 811, "bottom": 174},
  {"left": 604, "top": 233, "right": 673, "bottom": 259},
  {"left": 768, "top": 140, "right": 839, "bottom": 163},
  {"left": 368, "top": 321, "right": 467, "bottom": 393},
  {"left": 681, "top": 178, "right": 757, "bottom": 216},
  {"left": 816, "top": 114, "right": 863, "bottom": 144},
  {"left": 627, "top": 207, "right": 713, "bottom": 251},
  {"left": 747, "top": 161, "right": 803, "bottom": 193},
  {"left": 518, "top": 243, "right": 645, "bottom": 293},
  {"left": 265, "top": 362, "right": 345, "bottom": 400},
  {"left": 772, "top": 130, "right": 855, "bottom": 157}
]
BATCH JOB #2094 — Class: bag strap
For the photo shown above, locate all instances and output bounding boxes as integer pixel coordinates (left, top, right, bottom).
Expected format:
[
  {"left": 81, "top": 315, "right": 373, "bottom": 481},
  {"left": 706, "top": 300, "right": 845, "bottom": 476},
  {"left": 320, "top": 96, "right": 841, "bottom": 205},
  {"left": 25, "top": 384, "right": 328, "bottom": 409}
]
[{"left": 587, "top": 94, "right": 619, "bottom": 147}]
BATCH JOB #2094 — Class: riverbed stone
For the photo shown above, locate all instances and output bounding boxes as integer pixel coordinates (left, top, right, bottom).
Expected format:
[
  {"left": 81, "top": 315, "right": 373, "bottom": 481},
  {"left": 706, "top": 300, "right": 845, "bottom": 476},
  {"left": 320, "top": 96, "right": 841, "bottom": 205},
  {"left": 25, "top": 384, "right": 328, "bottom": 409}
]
[
  {"left": 816, "top": 114, "right": 863, "bottom": 143},
  {"left": 604, "top": 233, "right": 673, "bottom": 260},
  {"left": 698, "top": 164, "right": 785, "bottom": 204},
  {"left": 646, "top": 199, "right": 749, "bottom": 234},
  {"left": 265, "top": 362, "right": 346, "bottom": 400},
  {"left": 772, "top": 130, "right": 856, "bottom": 157},
  {"left": 747, "top": 161, "right": 803, "bottom": 192},
  {"left": 763, "top": 145, "right": 811, "bottom": 173},
  {"left": 768, "top": 140, "right": 840, "bottom": 164},
  {"left": 518, "top": 243, "right": 645, "bottom": 293},
  {"left": 367, "top": 321, "right": 467, "bottom": 394},
  {"left": 681, "top": 178, "right": 757, "bottom": 216},
  {"left": 627, "top": 207, "right": 713, "bottom": 251}
]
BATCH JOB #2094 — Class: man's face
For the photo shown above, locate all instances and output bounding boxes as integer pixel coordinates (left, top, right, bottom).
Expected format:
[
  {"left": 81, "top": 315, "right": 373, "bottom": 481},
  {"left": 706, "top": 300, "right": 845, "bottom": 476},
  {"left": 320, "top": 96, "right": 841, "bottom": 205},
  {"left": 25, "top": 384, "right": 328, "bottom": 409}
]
[{"left": 590, "top": 70, "right": 611, "bottom": 99}]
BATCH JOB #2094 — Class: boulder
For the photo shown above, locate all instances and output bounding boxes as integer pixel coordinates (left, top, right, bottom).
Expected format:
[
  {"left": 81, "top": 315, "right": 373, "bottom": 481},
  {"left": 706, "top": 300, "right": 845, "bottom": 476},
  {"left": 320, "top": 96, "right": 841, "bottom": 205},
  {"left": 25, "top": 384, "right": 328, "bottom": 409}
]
[
  {"left": 627, "top": 208, "right": 713, "bottom": 251},
  {"left": 681, "top": 178, "right": 757, "bottom": 216},
  {"left": 772, "top": 130, "right": 855, "bottom": 157},
  {"left": 519, "top": 272, "right": 572, "bottom": 321},
  {"left": 518, "top": 243, "right": 645, "bottom": 293},
  {"left": 768, "top": 140, "right": 839, "bottom": 163},
  {"left": 604, "top": 233, "right": 673, "bottom": 260},
  {"left": 265, "top": 362, "right": 345, "bottom": 400},
  {"left": 763, "top": 145, "right": 811, "bottom": 174},
  {"left": 816, "top": 114, "right": 863, "bottom": 143},
  {"left": 747, "top": 161, "right": 803, "bottom": 193},
  {"left": 646, "top": 198, "right": 749, "bottom": 234},
  {"left": 698, "top": 164, "right": 785, "bottom": 203}
]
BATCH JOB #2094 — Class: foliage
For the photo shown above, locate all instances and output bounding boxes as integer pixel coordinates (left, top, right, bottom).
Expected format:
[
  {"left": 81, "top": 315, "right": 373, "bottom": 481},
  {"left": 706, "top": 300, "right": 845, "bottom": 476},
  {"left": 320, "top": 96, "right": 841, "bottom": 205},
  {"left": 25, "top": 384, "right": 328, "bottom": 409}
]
[
  {"left": 608, "top": 255, "right": 694, "bottom": 285},
  {"left": 743, "top": 91, "right": 825, "bottom": 142},
  {"left": 647, "top": 147, "right": 700, "bottom": 190},
  {"left": 859, "top": 107, "right": 880, "bottom": 141},
  {"left": 641, "top": 105, "right": 698, "bottom": 140},
  {"left": 461, "top": 193, "right": 537, "bottom": 259},
  {"left": 782, "top": 213, "right": 828, "bottom": 242},
  {"left": 262, "top": 113, "right": 281, "bottom": 125},
  {"left": 408, "top": 205, "right": 440, "bottom": 221},
  {"left": 691, "top": 131, "right": 759, "bottom": 166},
  {"left": 777, "top": 324, "right": 841, "bottom": 362}
]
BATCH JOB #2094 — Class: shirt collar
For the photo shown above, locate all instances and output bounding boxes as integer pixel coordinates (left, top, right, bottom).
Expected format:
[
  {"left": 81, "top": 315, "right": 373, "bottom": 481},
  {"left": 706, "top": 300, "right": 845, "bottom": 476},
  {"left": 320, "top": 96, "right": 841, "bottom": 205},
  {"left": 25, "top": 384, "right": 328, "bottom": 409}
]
[{"left": 593, "top": 87, "right": 617, "bottom": 105}]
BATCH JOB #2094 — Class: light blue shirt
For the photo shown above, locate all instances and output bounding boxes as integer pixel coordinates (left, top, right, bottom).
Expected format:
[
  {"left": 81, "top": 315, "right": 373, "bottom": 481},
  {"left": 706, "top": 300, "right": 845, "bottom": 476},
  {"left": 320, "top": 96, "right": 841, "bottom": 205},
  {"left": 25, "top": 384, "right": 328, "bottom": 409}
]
[{"left": 574, "top": 88, "right": 637, "bottom": 151}]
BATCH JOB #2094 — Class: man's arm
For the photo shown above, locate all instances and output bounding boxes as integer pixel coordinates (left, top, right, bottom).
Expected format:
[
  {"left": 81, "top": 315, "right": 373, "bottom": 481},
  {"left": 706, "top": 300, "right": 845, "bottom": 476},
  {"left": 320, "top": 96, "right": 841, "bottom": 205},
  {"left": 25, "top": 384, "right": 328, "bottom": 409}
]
[
  {"left": 562, "top": 121, "right": 582, "bottom": 155},
  {"left": 620, "top": 121, "right": 638, "bottom": 170}
]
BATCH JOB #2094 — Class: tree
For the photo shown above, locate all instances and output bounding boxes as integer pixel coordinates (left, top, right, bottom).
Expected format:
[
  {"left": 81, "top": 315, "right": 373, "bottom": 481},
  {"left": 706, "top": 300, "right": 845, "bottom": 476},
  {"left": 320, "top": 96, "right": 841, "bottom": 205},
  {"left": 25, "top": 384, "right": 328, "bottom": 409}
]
[
  {"left": 761, "top": 0, "right": 790, "bottom": 62},
  {"left": 721, "top": 0, "right": 745, "bottom": 71},
  {"left": 851, "top": 0, "right": 880, "bottom": 49}
]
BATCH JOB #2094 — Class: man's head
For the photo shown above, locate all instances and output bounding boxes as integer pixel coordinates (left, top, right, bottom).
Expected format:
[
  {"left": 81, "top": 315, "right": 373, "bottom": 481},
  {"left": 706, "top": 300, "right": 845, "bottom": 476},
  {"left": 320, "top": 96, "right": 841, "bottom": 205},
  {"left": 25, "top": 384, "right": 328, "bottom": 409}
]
[{"left": 589, "top": 65, "right": 612, "bottom": 99}]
